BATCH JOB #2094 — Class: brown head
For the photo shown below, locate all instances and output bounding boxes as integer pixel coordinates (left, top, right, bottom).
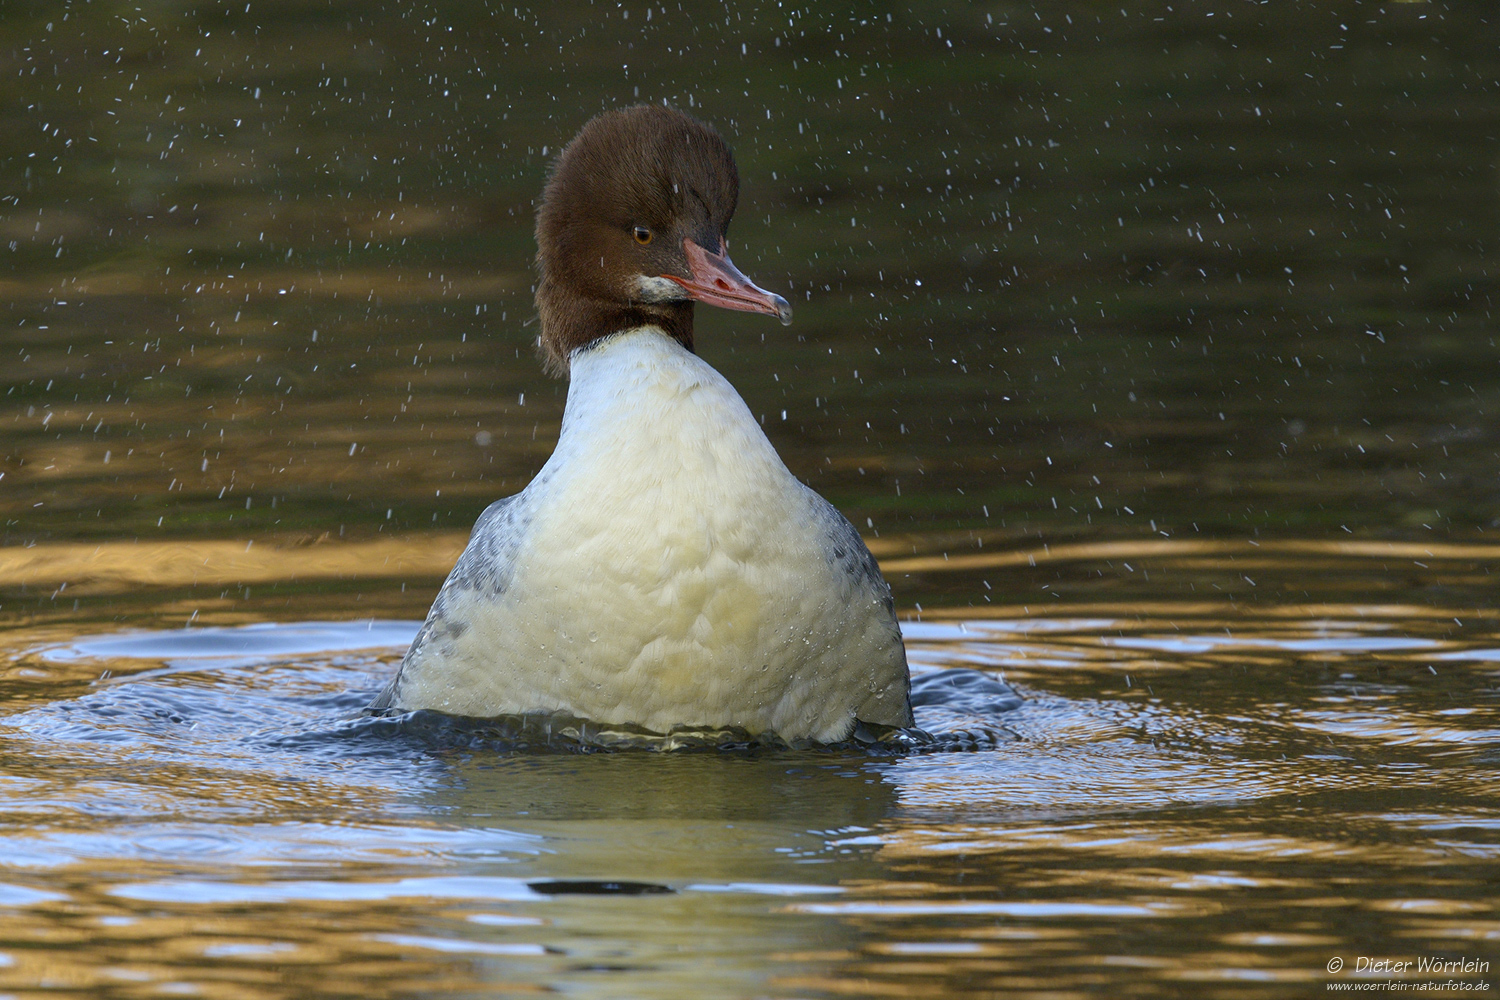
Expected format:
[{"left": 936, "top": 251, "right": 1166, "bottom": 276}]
[{"left": 534, "top": 104, "right": 792, "bottom": 374}]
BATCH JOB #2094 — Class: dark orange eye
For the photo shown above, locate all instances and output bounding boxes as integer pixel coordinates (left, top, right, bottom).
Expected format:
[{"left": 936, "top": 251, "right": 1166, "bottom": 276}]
[{"left": 633, "top": 226, "right": 652, "bottom": 246}]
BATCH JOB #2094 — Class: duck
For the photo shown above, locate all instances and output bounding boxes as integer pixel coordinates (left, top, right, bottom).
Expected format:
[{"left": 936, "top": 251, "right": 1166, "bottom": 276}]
[{"left": 372, "top": 104, "right": 912, "bottom": 742}]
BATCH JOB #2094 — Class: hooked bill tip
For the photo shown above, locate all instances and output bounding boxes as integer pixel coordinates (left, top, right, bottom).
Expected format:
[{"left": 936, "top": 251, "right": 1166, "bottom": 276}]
[{"left": 772, "top": 294, "right": 793, "bottom": 326}]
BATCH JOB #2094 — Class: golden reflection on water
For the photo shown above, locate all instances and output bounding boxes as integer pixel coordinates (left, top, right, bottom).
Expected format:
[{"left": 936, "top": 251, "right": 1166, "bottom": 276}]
[
  {"left": 8, "top": 532, "right": 1500, "bottom": 599},
  {"left": 0, "top": 535, "right": 468, "bottom": 592},
  {"left": 873, "top": 536, "right": 1500, "bottom": 574},
  {"left": 0, "top": 896, "right": 556, "bottom": 999}
]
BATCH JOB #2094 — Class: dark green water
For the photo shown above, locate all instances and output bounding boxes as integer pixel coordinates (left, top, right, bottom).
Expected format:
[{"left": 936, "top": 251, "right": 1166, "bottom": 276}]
[{"left": 1, "top": 2, "right": 1498, "bottom": 997}]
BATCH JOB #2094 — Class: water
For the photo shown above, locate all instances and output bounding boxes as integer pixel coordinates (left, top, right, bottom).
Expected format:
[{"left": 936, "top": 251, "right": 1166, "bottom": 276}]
[
  {"left": 4, "top": 2, "right": 1500, "bottom": 996},
  {"left": 0, "top": 591, "right": 1497, "bottom": 996}
]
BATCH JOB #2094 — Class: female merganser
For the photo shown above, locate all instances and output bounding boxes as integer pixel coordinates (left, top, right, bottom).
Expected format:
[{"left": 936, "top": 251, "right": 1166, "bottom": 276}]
[{"left": 372, "top": 104, "right": 912, "bottom": 742}]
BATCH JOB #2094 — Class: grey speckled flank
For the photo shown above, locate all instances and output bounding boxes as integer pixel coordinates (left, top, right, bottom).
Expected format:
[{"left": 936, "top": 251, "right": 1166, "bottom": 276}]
[
  {"left": 804, "top": 483, "right": 891, "bottom": 609},
  {"left": 445, "top": 493, "right": 531, "bottom": 596},
  {"left": 803, "top": 484, "right": 912, "bottom": 722},
  {"left": 369, "top": 494, "right": 529, "bottom": 710}
]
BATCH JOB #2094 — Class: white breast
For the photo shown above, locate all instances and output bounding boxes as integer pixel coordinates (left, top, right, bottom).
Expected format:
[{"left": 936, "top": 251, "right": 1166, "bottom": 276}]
[{"left": 383, "top": 327, "right": 910, "bottom": 741}]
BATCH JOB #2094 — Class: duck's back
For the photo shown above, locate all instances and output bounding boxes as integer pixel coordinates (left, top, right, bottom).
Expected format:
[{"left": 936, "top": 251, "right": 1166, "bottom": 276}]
[{"left": 374, "top": 328, "right": 911, "bottom": 741}]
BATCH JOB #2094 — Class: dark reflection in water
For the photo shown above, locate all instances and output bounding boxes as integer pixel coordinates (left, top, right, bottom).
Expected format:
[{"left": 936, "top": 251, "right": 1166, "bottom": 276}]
[
  {"left": 3, "top": 2, "right": 1499, "bottom": 548},
  {"left": 1, "top": 2, "right": 1499, "bottom": 998}
]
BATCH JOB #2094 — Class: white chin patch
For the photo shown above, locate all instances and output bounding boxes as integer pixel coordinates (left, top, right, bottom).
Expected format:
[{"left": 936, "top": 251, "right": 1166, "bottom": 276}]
[{"left": 635, "top": 274, "right": 688, "bottom": 304}]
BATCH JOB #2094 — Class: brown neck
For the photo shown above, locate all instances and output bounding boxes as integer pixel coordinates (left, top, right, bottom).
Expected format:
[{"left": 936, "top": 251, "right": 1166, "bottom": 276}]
[{"left": 535, "top": 280, "right": 695, "bottom": 376}]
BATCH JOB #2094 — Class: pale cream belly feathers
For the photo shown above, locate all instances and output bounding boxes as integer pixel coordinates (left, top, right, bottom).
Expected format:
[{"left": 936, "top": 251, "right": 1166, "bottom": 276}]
[{"left": 375, "top": 328, "right": 911, "bottom": 742}]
